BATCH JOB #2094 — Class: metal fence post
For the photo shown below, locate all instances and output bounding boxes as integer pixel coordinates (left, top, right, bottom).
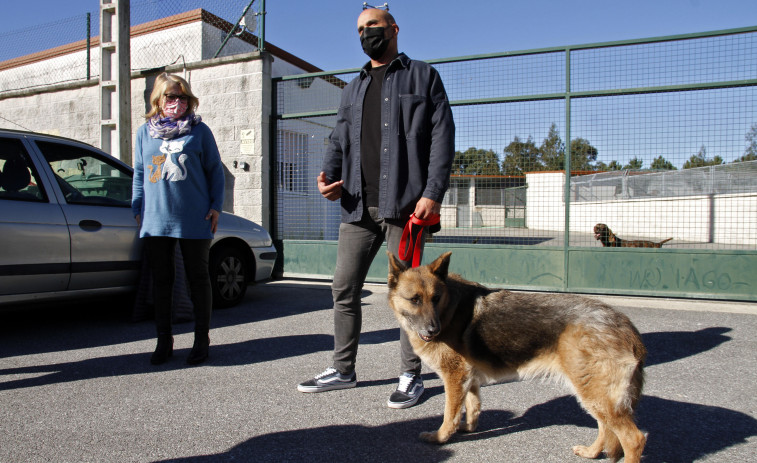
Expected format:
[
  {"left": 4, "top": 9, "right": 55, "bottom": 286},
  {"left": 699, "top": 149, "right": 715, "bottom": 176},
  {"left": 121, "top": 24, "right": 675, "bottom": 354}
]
[
  {"left": 259, "top": 0, "right": 265, "bottom": 52},
  {"left": 86, "top": 13, "right": 91, "bottom": 81},
  {"left": 563, "top": 48, "right": 572, "bottom": 290}
]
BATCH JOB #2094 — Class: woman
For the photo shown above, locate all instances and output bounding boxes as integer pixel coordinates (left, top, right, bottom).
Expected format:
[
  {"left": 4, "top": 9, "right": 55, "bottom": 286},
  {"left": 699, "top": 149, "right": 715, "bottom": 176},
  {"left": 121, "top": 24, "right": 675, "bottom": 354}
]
[{"left": 132, "top": 73, "right": 225, "bottom": 365}]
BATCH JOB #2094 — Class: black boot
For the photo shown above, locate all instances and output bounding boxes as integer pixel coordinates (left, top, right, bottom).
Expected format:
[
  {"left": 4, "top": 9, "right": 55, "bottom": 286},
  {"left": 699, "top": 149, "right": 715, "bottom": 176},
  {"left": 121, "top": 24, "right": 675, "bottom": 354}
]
[
  {"left": 150, "top": 333, "right": 174, "bottom": 365},
  {"left": 187, "top": 332, "right": 210, "bottom": 365}
]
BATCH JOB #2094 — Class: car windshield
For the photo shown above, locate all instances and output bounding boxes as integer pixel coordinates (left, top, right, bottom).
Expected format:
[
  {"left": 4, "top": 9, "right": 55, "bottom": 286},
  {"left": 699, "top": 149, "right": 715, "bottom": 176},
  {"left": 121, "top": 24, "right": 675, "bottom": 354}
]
[{"left": 36, "top": 140, "right": 133, "bottom": 206}]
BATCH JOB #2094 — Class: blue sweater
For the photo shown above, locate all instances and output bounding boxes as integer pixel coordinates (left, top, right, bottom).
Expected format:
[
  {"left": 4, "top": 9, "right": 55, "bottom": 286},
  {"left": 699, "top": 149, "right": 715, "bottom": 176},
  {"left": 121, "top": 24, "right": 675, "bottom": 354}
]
[{"left": 131, "top": 121, "right": 225, "bottom": 239}]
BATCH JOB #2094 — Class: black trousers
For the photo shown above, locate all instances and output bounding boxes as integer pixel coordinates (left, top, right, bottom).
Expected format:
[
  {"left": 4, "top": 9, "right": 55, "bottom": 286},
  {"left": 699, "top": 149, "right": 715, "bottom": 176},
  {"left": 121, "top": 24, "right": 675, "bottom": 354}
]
[{"left": 144, "top": 237, "right": 212, "bottom": 335}]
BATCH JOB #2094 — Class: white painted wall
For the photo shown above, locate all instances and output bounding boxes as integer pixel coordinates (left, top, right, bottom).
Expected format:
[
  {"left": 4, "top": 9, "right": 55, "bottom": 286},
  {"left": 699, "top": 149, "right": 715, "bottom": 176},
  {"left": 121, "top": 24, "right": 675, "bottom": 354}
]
[
  {"left": 0, "top": 13, "right": 324, "bottom": 231},
  {"left": 527, "top": 172, "right": 757, "bottom": 246}
]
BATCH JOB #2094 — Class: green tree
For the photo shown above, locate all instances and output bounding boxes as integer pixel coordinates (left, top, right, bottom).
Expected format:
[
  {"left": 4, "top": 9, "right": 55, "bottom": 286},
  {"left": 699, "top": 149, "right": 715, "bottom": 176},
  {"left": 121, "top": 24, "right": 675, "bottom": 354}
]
[
  {"left": 623, "top": 157, "right": 644, "bottom": 170},
  {"left": 594, "top": 160, "right": 622, "bottom": 171},
  {"left": 540, "top": 123, "right": 565, "bottom": 170},
  {"left": 608, "top": 160, "right": 623, "bottom": 171},
  {"left": 650, "top": 155, "right": 676, "bottom": 170},
  {"left": 452, "top": 147, "right": 501, "bottom": 175},
  {"left": 569, "top": 138, "right": 599, "bottom": 171},
  {"left": 735, "top": 123, "right": 757, "bottom": 162},
  {"left": 502, "top": 136, "right": 542, "bottom": 176},
  {"left": 734, "top": 152, "right": 757, "bottom": 163},
  {"left": 683, "top": 145, "right": 723, "bottom": 169}
]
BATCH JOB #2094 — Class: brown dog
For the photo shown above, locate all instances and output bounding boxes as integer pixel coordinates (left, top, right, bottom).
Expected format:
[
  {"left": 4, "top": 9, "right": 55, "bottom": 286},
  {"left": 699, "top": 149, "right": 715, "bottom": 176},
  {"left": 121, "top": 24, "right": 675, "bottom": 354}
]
[
  {"left": 387, "top": 251, "right": 647, "bottom": 462},
  {"left": 594, "top": 223, "right": 672, "bottom": 248}
]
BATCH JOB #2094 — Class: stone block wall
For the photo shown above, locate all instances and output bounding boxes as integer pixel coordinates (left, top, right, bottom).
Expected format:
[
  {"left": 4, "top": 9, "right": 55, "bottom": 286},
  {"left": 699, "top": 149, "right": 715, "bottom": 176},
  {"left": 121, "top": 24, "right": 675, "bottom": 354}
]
[{"left": 0, "top": 52, "right": 274, "bottom": 230}]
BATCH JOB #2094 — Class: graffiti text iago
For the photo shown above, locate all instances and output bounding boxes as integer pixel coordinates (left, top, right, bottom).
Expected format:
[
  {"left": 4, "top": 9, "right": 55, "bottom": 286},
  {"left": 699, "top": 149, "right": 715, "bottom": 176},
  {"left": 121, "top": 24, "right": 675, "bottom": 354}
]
[{"left": 630, "top": 266, "right": 749, "bottom": 291}]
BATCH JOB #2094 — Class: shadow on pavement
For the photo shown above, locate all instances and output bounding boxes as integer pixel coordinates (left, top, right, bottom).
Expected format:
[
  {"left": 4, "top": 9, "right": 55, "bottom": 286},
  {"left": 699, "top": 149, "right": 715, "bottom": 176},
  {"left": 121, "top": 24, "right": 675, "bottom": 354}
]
[
  {"left": 642, "top": 327, "right": 732, "bottom": 367},
  {"left": 0, "top": 281, "right": 336, "bottom": 358},
  {"left": 157, "top": 415, "right": 462, "bottom": 462},
  {"left": 153, "top": 392, "right": 757, "bottom": 462},
  {"left": 462, "top": 394, "right": 757, "bottom": 462},
  {"left": 0, "top": 333, "right": 331, "bottom": 391},
  {"left": 499, "top": 393, "right": 757, "bottom": 463}
]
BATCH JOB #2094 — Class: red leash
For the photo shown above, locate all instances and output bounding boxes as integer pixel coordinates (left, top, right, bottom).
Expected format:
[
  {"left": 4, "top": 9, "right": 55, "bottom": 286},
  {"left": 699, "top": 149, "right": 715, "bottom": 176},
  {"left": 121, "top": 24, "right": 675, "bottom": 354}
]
[{"left": 398, "top": 213, "right": 441, "bottom": 268}]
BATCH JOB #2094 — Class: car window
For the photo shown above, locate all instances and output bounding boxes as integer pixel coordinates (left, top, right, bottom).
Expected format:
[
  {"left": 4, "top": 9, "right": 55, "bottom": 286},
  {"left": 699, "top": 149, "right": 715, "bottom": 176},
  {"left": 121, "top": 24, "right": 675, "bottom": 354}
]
[
  {"left": 0, "top": 137, "right": 46, "bottom": 202},
  {"left": 35, "top": 140, "right": 133, "bottom": 207}
]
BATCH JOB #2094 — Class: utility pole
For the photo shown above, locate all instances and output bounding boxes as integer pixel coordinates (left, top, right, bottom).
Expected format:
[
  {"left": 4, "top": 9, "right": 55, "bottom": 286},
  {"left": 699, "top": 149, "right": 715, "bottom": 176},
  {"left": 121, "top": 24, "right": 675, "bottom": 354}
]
[{"left": 99, "top": 0, "right": 132, "bottom": 164}]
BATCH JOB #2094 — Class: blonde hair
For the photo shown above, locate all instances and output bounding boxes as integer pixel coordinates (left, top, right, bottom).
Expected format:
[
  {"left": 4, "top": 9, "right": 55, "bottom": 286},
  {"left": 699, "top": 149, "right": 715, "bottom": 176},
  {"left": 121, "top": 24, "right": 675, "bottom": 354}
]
[{"left": 145, "top": 73, "right": 200, "bottom": 119}]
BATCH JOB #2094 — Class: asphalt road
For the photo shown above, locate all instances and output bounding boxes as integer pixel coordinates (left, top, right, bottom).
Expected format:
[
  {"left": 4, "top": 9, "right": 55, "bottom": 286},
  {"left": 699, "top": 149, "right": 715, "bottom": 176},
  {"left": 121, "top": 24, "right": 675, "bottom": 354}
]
[{"left": 1, "top": 280, "right": 756, "bottom": 462}]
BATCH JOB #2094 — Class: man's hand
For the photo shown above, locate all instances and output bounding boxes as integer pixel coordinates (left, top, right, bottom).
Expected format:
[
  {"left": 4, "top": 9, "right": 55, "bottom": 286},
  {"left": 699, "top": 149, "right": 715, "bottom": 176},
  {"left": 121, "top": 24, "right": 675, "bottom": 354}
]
[
  {"left": 317, "top": 171, "right": 344, "bottom": 201},
  {"left": 205, "top": 209, "right": 220, "bottom": 234},
  {"left": 413, "top": 197, "right": 441, "bottom": 219}
]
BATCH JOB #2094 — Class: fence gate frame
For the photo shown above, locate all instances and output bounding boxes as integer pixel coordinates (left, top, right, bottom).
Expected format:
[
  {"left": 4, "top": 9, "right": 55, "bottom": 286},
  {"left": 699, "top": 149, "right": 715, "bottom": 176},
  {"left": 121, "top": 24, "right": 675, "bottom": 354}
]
[{"left": 272, "top": 25, "right": 757, "bottom": 302}]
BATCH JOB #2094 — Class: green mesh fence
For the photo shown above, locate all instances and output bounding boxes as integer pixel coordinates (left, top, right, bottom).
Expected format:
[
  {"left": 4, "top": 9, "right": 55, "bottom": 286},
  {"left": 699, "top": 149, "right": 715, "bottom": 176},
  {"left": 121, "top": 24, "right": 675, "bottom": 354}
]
[{"left": 274, "top": 26, "right": 757, "bottom": 251}]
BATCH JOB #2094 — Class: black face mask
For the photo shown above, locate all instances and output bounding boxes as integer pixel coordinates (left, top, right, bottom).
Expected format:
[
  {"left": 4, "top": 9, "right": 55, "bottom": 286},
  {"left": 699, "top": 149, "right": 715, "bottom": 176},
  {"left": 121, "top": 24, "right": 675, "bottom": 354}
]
[{"left": 360, "top": 26, "right": 391, "bottom": 60}]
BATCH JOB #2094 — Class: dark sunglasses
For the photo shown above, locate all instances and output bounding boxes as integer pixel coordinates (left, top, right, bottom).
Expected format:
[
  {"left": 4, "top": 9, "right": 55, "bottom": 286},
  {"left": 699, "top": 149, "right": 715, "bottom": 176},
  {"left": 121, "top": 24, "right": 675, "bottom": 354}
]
[
  {"left": 362, "top": 2, "right": 389, "bottom": 10},
  {"left": 164, "top": 93, "right": 188, "bottom": 102}
]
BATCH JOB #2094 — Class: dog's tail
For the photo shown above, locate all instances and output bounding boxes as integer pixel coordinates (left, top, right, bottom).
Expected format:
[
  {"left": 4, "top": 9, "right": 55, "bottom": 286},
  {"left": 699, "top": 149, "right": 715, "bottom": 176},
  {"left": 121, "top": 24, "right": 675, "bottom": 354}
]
[
  {"left": 658, "top": 237, "right": 673, "bottom": 245},
  {"left": 604, "top": 356, "right": 646, "bottom": 462},
  {"left": 606, "top": 329, "right": 646, "bottom": 461}
]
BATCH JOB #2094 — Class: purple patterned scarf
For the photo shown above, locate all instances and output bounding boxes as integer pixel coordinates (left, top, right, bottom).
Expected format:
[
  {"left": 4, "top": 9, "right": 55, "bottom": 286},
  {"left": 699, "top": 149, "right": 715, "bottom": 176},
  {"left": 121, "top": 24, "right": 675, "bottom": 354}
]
[{"left": 147, "top": 113, "right": 202, "bottom": 140}]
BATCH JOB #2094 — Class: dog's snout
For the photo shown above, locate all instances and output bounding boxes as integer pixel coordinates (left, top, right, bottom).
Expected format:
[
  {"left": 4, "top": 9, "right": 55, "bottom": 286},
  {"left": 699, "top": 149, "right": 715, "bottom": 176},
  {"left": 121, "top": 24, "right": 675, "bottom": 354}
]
[{"left": 421, "top": 319, "right": 440, "bottom": 338}]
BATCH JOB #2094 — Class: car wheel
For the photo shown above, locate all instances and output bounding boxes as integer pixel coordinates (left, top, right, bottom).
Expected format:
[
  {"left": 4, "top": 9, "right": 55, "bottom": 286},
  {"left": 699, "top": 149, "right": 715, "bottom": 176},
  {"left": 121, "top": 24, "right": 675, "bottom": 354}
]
[{"left": 209, "top": 245, "right": 248, "bottom": 308}]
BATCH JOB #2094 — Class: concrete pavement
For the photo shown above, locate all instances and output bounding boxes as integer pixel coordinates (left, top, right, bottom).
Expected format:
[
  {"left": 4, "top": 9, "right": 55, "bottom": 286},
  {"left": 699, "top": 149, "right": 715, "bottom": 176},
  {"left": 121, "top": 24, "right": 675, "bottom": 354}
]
[{"left": 1, "top": 279, "right": 755, "bottom": 462}]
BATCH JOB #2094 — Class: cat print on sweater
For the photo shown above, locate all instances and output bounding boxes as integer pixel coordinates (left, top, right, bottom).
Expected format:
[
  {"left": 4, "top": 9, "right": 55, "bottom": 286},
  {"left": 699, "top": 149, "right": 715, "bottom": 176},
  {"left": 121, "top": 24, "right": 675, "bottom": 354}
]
[
  {"left": 148, "top": 154, "right": 166, "bottom": 183},
  {"left": 159, "top": 140, "right": 188, "bottom": 182}
]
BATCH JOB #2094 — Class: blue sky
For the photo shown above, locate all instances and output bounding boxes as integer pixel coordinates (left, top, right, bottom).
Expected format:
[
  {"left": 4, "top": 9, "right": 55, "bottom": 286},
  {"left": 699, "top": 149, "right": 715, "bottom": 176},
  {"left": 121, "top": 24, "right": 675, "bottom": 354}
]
[
  {"left": 2, "top": 0, "right": 757, "bottom": 71},
  {"left": 2, "top": 0, "right": 755, "bottom": 166}
]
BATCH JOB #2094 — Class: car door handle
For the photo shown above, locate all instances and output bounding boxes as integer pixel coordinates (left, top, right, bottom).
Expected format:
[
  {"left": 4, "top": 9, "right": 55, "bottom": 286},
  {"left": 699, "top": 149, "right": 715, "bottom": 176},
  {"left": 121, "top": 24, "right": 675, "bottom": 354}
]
[{"left": 79, "top": 220, "right": 102, "bottom": 231}]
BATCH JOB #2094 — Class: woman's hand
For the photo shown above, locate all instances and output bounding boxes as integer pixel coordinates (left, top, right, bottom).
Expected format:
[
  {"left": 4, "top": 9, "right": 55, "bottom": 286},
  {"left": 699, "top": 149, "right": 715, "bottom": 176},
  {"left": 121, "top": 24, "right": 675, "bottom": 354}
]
[{"left": 206, "top": 209, "right": 220, "bottom": 233}]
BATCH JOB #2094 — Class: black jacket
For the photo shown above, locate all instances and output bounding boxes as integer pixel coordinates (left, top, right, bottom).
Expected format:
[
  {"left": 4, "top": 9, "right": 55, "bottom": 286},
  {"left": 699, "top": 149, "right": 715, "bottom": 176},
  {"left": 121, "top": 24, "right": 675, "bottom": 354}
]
[{"left": 322, "top": 53, "right": 455, "bottom": 222}]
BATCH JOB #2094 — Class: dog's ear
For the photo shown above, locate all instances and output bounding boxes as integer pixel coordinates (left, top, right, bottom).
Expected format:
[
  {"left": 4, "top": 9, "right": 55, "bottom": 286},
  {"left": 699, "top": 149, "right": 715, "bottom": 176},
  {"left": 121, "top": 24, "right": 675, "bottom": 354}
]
[
  {"left": 428, "top": 251, "right": 452, "bottom": 280},
  {"left": 387, "top": 252, "right": 406, "bottom": 289}
]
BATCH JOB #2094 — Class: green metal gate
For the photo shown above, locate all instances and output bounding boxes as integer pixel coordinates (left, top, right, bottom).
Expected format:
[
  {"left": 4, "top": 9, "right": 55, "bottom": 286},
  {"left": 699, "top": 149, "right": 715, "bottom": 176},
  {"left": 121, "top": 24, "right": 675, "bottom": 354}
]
[{"left": 272, "top": 26, "right": 757, "bottom": 302}]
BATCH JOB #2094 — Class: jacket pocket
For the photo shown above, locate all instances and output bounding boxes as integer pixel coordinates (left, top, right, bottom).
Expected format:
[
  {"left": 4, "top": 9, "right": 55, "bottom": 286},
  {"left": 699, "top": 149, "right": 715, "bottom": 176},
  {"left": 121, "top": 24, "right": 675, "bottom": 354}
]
[{"left": 399, "top": 94, "right": 428, "bottom": 140}]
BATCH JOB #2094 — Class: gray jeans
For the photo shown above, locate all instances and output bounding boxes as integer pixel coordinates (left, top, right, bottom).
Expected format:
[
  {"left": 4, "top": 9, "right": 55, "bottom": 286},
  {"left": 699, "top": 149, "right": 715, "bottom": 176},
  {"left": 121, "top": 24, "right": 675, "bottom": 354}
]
[{"left": 331, "top": 207, "right": 424, "bottom": 376}]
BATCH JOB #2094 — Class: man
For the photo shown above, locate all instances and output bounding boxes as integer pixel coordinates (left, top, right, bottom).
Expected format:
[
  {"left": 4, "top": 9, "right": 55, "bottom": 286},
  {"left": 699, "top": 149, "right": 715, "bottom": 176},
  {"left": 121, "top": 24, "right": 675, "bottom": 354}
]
[{"left": 297, "top": 7, "right": 455, "bottom": 409}]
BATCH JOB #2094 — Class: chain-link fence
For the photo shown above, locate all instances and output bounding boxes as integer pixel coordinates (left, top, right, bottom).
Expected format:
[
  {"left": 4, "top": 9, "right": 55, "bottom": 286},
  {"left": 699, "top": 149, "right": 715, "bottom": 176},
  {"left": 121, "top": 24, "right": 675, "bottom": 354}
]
[
  {"left": 571, "top": 160, "right": 757, "bottom": 202},
  {"left": 274, "top": 26, "right": 757, "bottom": 250},
  {"left": 0, "top": 0, "right": 264, "bottom": 94}
]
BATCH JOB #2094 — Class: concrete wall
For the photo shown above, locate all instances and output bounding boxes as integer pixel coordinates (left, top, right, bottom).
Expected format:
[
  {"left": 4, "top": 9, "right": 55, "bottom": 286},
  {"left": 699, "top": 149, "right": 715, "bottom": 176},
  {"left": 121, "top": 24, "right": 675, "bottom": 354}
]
[
  {"left": 0, "top": 8, "right": 322, "bottom": 231},
  {"left": 526, "top": 172, "right": 757, "bottom": 246},
  {"left": 0, "top": 54, "right": 273, "bottom": 229}
]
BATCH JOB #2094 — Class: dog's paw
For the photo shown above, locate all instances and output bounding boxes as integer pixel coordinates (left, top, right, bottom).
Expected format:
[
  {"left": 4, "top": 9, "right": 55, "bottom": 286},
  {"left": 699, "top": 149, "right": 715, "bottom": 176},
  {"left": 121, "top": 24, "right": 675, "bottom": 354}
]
[
  {"left": 458, "top": 422, "right": 477, "bottom": 433},
  {"left": 419, "top": 430, "right": 449, "bottom": 445},
  {"left": 572, "top": 445, "right": 602, "bottom": 459}
]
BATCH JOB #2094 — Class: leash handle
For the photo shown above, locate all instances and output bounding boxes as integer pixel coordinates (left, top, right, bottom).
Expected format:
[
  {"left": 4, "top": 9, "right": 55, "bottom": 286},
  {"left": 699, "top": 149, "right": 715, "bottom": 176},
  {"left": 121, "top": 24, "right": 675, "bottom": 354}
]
[{"left": 398, "top": 213, "right": 441, "bottom": 268}]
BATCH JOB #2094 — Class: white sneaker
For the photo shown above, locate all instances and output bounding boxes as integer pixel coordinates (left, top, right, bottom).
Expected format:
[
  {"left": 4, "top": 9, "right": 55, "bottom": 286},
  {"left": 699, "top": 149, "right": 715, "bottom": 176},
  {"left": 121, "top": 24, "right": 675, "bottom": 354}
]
[
  {"left": 387, "top": 372, "right": 424, "bottom": 409},
  {"left": 297, "top": 367, "right": 357, "bottom": 393}
]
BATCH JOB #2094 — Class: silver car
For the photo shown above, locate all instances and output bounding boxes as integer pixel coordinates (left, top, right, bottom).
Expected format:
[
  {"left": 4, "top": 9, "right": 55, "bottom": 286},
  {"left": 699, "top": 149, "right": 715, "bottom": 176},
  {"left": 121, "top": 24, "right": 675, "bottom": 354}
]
[{"left": 0, "top": 129, "right": 277, "bottom": 308}]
